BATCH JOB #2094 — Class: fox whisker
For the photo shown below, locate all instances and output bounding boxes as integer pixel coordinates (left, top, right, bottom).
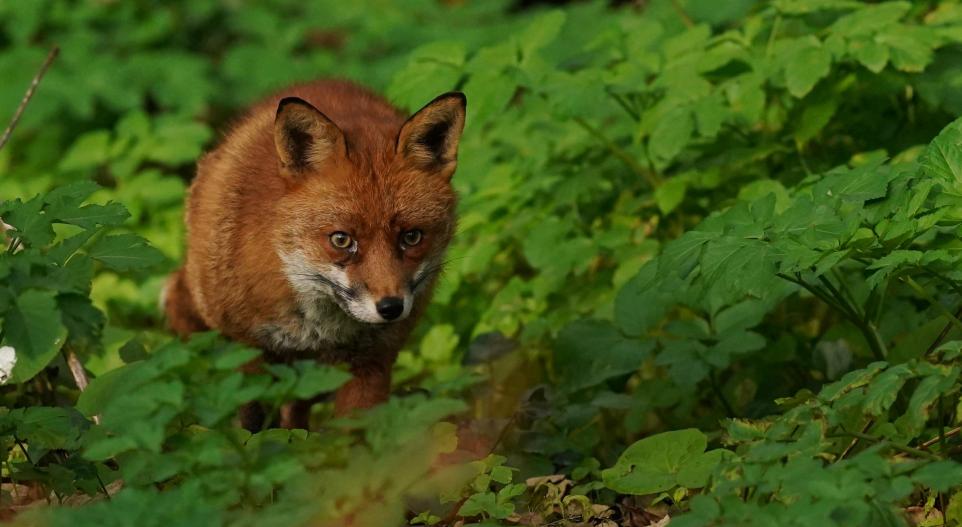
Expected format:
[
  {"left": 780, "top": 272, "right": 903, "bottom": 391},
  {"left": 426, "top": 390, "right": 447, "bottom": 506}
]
[
  {"left": 412, "top": 262, "right": 446, "bottom": 291},
  {"left": 314, "top": 275, "right": 357, "bottom": 299},
  {"left": 290, "top": 272, "right": 357, "bottom": 299}
]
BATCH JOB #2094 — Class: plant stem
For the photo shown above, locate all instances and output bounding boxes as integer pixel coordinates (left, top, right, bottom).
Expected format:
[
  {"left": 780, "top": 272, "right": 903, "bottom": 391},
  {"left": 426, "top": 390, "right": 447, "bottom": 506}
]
[
  {"left": 925, "top": 307, "right": 962, "bottom": 357},
  {"left": 709, "top": 370, "right": 737, "bottom": 418},
  {"left": 607, "top": 90, "right": 640, "bottom": 121},
  {"left": 818, "top": 274, "right": 887, "bottom": 359},
  {"left": 831, "top": 268, "right": 863, "bottom": 318},
  {"left": 572, "top": 116, "right": 662, "bottom": 188},
  {"left": 779, "top": 272, "right": 887, "bottom": 359},
  {"left": 834, "top": 430, "right": 941, "bottom": 461},
  {"left": 818, "top": 275, "right": 864, "bottom": 320},
  {"left": 902, "top": 276, "right": 962, "bottom": 333},
  {"left": 777, "top": 273, "right": 853, "bottom": 321},
  {"left": 766, "top": 15, "right": 782, "bottom": 57},
  {"left": 670, "top": 0, "right": 695, "bottom": 27},
  {"left": 13, "top": 436, "right": 33, "bottom": 465}
]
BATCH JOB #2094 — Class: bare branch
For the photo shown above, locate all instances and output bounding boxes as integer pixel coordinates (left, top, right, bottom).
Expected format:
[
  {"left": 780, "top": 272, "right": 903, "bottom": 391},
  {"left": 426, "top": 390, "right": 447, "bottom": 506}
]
[
  {"left": 0, "top": 46, "right": 60, "bottom": 152},
  {"left": 64, "top": 348, "right": 100, "bottom": 424}
]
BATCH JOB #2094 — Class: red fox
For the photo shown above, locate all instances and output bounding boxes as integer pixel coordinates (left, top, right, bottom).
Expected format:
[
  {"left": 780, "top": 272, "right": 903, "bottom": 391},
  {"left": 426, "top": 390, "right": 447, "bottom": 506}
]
[{"left": 163, "top": 80, "right": 466, "bottom": 430}]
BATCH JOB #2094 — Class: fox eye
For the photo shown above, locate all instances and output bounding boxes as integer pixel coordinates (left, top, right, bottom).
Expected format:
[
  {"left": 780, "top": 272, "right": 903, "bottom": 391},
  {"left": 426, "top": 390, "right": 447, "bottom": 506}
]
[
  {"left": 330, "top": 232, "right": 354, "bottom": 250},
  {"left": 401, "top": 229, "right": 423, "bottom": 247}
]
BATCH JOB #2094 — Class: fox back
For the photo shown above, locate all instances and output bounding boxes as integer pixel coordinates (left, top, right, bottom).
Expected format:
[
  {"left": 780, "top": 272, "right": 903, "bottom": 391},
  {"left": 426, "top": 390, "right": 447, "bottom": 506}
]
[{"left": 164, "top": 80, "right": 466, "bottom": 421}]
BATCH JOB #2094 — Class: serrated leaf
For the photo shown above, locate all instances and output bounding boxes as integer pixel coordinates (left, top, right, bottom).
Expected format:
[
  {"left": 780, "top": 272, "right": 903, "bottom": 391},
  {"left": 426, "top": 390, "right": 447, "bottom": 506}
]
[
  {"left": 48, "top": 202, "right": 130, "bottom": 230},
  {"left": 87, "top": 233, "right": 165, "bottom": 271},
  {"left": 1, "top": 195, "right": 53, "bottom": 248}
]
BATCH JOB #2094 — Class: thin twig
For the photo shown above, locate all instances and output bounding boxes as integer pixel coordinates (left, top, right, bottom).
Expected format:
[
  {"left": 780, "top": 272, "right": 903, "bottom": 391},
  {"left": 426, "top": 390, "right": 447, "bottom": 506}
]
[
  {"left": 0, "top": 46, "right": 60, "bottom": 152},
  {"left": 832, "top": 430, "right": 941, "bottom": 461},
  {"left": 63, "top": 349, "right": 89, "bottom": 391},
  {"left": 63, "top": 348, "right": 100, "bottom": 424},
  {"left": 13, "top": 436, "right": 33, "bottom": 465},
  {"left": 670, "top": 0, "right": 695, "bottom": 28},
  {"left": 95, "top": 471, "right": 112, "bottom": 501},
  {"left": 836, "top": 419, "right": 874, "bottom": 463},
  {"left": 919, "top": 426, "right": 962, "bottom": 451},
  {"left": 924, "top": 308, "right": 961, "bottom": 356}
]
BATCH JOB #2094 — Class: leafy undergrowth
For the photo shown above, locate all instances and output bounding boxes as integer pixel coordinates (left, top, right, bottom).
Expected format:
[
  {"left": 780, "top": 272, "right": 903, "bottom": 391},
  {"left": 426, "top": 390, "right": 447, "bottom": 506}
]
[{"left": 6, "top": 0, "right": 962, "bottom": 525}]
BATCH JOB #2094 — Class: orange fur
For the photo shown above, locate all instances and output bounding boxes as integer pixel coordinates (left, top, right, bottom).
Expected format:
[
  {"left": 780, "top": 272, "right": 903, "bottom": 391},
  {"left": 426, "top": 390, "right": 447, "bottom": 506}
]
[{"left": 165, "top": 80, "right": 465, "bottom": 428}]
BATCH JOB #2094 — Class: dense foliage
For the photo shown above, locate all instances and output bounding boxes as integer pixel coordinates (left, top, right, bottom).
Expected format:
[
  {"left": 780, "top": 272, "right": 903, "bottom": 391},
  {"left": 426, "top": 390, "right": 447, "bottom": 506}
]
[{"left": 5, "top": 0, "right": 962, "bottom": 525}]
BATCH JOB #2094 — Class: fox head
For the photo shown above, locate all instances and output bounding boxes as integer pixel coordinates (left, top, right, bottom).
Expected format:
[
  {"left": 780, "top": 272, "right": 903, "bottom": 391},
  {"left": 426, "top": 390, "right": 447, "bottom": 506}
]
[{"left": 271, "top": 92, "right": 465, "bottom": 325}]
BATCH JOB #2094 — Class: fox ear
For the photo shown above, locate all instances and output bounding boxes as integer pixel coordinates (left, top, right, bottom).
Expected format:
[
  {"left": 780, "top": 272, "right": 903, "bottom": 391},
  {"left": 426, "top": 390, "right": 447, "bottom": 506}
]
[
  {"left": 396, "top": 92, "right": 466, "bottom": 178},
  {"left": 274, "top": 97, "right": 346, "bottom": 173}
]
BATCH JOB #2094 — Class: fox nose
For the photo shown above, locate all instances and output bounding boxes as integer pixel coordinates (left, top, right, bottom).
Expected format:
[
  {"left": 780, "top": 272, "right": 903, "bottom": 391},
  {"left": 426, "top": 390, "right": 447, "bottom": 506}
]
[{"left": 375, "top": 297, "right": 404, "bottom": 321}]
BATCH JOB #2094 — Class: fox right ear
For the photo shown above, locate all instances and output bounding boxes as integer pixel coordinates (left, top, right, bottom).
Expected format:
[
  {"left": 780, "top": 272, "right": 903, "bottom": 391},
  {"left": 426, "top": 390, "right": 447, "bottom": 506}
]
[
  {"left": 396, "top": 92, "right": 466, "bottom": 179},
  {"left": 274, "top": 97, "right": 346, "bottom": 173}
]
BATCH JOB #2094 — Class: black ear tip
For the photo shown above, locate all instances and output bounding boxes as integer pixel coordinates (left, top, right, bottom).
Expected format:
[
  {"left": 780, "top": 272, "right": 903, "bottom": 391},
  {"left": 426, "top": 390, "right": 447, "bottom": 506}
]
[
  {"left": 276, "top": 96, "right": 313, "bottom": 115},
  {"left": 444, "top": 91, "right": 467, "bottom": 108},
  {"left": 428, "top": 91, "right": 466, "bottom": 110}
]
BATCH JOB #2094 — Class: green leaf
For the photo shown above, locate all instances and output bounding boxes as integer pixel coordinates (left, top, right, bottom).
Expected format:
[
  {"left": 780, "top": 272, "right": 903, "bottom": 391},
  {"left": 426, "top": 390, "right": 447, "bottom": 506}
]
[
  {"left": 76, "top": 362, "right": 147, "bottom": 418},
  {"left": 913, "top": 461, "right": 962, "bottom": 492},
  {"left": 830, "top": 2, "right": 910, "bottom": 36},
  {"left": 59, "top": 130, "right": 112, "bottom": 171},
  {"left": 862, "top": 364, "right": 912, "bottom": 416},
  {"left": 58, "top": 293, "right": 105, "bottom": 348},
  {"left": 615, "top": 261, "right": 676, "bottom": 336},
  {"left": 87, "top": 233, "right": 165, "bottom": 271},
  {"left": 420, "top": 324, "right": 459, "bottom": 363},
  {"left": 648, "top": 106, "right": 694, "bottom": 168},
  {"left": 459, "top": 491, "right": 511, "bottom": 519},
  {"left": 919, "top": 118, "right": 962, "bottom": 186},
  {"left": 602, "top": 428, "right": 726, "bottom": 495},
  {"left": 47, "top": 202, "right": 130, "bottom": 230},
  {"left": 783, "top": 38, "right": 833, "bottom": 98},
  {"left": 11, "top": 406, "right": 89, "bottom": 451},
  {"left": 655, "top": 176, "right": 689, "bottom": 215},
  {"left": 0, "top": 195, "right": 53, "bottom": 248},
  {"left": 554, "top": 320, "right": 653, "bottom": 393},
  {"left": 850, "top": 39, "right": 890, "bottom": 73},
  {"left": 44, "top": 180, "right": 100, "bottom": 208},
  {"left": 879, "top": 26, "right": 936, "bottom": 72},
  {"left": 794, "top": 96, "right": 838, "bottom": 145},
  {"left": 516, "top": 10, "right": 566, "bottom": 59},
  {"left": 289, "top": 361, "right": 351, "bottom": 399},
  {"left": 4, "top": 289, "right": 67, "bottom": 383},
  {"left": 387, "top": 41, "right": 466, "bottom": 111},
  {"left": 895, "top": 367, "right": 959, "bottom": 437}
]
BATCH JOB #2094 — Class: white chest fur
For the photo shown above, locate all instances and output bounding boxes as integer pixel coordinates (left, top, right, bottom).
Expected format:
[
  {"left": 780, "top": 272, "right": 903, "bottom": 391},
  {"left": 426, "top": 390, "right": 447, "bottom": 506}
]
[
  {"left": 256, "top": 249, "right": 366, "bottom": 351},
  {"left": 255, "top": 293, "right": 364, "bottom": 351}
]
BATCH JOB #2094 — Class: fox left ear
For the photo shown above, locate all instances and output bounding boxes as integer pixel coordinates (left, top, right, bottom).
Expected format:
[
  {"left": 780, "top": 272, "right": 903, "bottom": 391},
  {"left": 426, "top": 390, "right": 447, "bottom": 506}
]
[
  {"left": 274, "top": 97, "right": 346, "bottom": 174},
  {"left": 396, "top": 92, "right": 466, "bottom": 178}
]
